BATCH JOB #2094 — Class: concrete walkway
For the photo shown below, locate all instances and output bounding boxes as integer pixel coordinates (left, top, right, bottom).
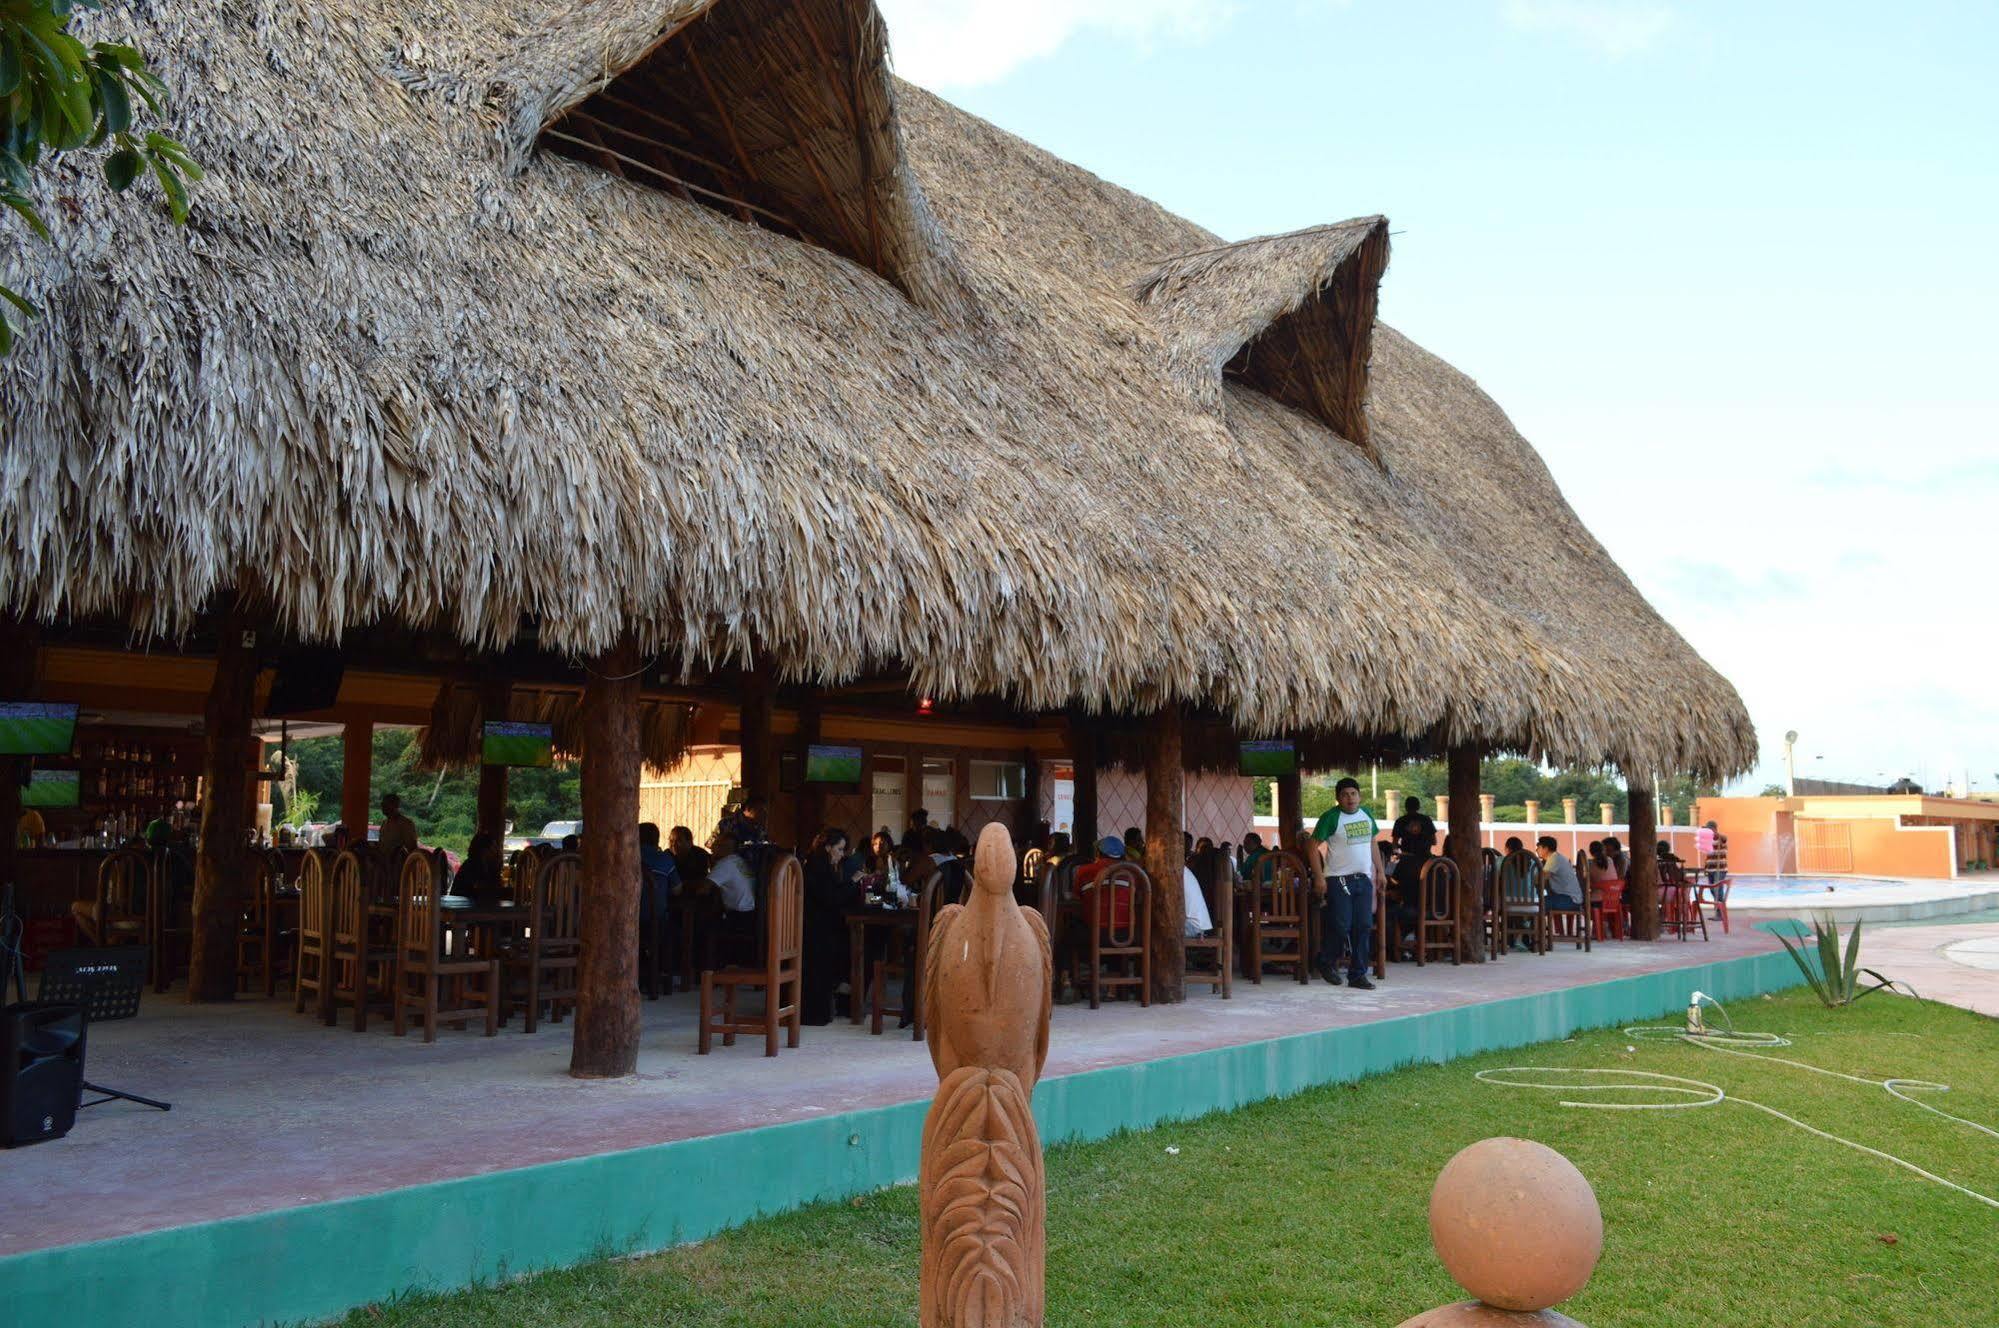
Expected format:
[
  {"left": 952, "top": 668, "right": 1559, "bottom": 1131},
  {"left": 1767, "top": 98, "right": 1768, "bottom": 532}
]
[
  {"left": 1862, "top": 922, "right": 1999, "bottom": 1017},
  {"left": 1, "top": 928, "right": 1776, "bottom": 1257}
]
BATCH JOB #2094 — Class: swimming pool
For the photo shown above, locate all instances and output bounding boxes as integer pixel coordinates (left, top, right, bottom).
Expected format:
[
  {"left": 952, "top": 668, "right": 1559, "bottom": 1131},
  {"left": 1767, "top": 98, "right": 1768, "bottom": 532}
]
[{"left": 1723, "top": 872, "right": 1999, "bottom": 921}]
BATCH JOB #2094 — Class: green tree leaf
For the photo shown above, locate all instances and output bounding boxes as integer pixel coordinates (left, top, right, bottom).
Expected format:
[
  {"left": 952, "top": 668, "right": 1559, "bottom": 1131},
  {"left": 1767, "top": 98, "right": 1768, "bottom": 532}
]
[{"left": 102, "top": 145, "right": 139, "bottom": 190}]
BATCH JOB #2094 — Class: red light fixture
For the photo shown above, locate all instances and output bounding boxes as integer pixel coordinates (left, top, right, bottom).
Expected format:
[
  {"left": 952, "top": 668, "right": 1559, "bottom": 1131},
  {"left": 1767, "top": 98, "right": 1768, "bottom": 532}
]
[{"left": 917, "top": 696, "right": 935, "bottom": 716}]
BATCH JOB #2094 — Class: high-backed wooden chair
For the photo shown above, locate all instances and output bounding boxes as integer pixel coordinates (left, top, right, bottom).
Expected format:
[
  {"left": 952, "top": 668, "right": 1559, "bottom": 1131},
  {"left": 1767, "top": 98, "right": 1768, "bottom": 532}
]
[
  {"left": 1414, "top": 857, "right": 1462, "bottom": 966},
  {"left": 73, "top": 848, "right": 151, "bottom": 948},
  {"left": 700, "top": 853, "right": 803, "bottom": 1056},
  {"left": 1244, "top": 850, "right": 1312, "bottom": 984},
  {"left": 393, "top": 851, "right": 499, "bottom": 1040},
  {"left": 870, "top": 870, "right": 942, "bottom": 1039},
  {"left": 1077, "top": 861, "right": 1151, "bottom": 1009},
  {"left": 1480, "top": 848, "right": 1503, "bottom": 958},
  {"left": 237, "top": 850, "right": 295, "bottom": 996},
  {"left": 1496, "top": 850, "right": 1548, "bottom": 955},
  {"left": 502, "top": 851, "right": 581, "bottom": 1032},
  {"left": 1183, "top": 854, "right": 1232, "bottom": 998},
  {"left": 293, "top": 850, "right": 333, "bottom": 1019},
  {"left": 328, "top": 848, "right": 396, "bottom": 1031}
]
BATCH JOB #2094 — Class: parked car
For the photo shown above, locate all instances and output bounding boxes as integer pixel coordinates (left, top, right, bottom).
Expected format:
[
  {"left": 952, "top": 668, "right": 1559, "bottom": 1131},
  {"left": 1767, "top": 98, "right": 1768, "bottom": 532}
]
[{"left": 530, "top": 819, "right": 582, "bottom": 849}]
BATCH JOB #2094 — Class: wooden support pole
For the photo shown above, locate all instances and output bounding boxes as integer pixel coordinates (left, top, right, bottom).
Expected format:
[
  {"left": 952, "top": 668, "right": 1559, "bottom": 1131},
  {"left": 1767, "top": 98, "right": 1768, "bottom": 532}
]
[
  {"left": 1021, "top": 747, "right": 1042, "bottom": 839},
  {"left": 1449, "top": 745, "right": 1486, "bottom": 962},
  {"left": 571, "top": 633, "right": 643, "bottom": 1079},
  {"left": 188, "top": 601, "right": 259, "bottom": 1002},
  {"left": 1276, "top": 765, "right": 1303, "bottom": 856},
  {"left": 1627, "top": 785, "right": 1660, "bottom": 941},
  {"left": 476, "top": 678, "right": 510, "bottom": 839},
  {"left": 340, "top": 719, "right": 372, "bottom": 838},
  {"left": 795, "top": 687, "right": 823, "bottom": 843},
  {"left": 0, "top": 617, "right": 41, "bottom": 946},
  {"left": 738, "top": 656, "right": 777, "bottom": 834},
  {"left": 1066, "top": 712, "right": 1099, "bottom": 852},
  {"left": 1144, "top": 705, "right": 1185, "bottom": 1004}
]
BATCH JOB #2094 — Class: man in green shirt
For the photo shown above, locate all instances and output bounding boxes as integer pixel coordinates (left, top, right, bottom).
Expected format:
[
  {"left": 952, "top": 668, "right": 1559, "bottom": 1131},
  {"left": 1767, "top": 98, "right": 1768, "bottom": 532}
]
[{"left": 1310, "top": 777, "right": 1383, "bottom": 989}]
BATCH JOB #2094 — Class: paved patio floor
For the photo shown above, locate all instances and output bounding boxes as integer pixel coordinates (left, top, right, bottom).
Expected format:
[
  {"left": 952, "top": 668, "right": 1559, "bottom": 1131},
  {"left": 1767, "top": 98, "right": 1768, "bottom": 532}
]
[{"left": 2, "top": 928, "right": 1779, "bottom": 1257}]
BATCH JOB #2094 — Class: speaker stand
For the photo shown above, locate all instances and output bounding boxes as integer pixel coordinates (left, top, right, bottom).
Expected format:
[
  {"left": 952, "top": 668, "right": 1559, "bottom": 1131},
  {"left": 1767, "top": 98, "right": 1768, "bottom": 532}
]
[{"left": 80, "top": 1081, "right": 171, "bottom": 1112}]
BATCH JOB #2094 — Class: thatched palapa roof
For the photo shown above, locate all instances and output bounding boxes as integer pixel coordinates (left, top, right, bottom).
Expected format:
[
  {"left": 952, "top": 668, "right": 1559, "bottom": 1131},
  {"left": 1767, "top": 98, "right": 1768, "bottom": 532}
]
[{"left": 0, "top": 0, "right": 1755, "bottom": 780}]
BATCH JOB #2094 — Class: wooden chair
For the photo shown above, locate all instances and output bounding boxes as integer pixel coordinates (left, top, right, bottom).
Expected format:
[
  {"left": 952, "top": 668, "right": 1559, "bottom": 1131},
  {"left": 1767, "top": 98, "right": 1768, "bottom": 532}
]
[
  {"left": 870, "top": 871, "right": 942, "bottom": 1039},
  {"left": 502, "top": 851, "right": 581, "bottom": 1032},
  {"left": 1076, "top": 862, "right": 1151, "bottom": 1009},
  {"left": 1243, "top": 850, "right": 1312, "bottom": 984},
  {"left": 1480, "top": 848, "right": 1503, "bottom": 959},
  {"left": 1496, "top": 850, "right": 1548, "bottom": 955},
  {"left": 328, "top": 849, "right": 396, "bottom": 1031},
  {"left": 293, "top": 850, "right": 333, "bottom": 1019},
  {"left": 700, "top": 853, "right": 803, "bottom": 1056},
  {"left": 1414, "top": 857, "right": 1461, "bottom": 966},
  {"left": 1659, "top": 859, "right": 1709, "bottom": 941},
  {"left": 72, "top": 848, "right": 151, "bottom": 948},
  {"left": 236, "top": 851, "right": 296, "bottom": 996},
  {"left": 1692, "top": 874, "right": 1730, "bottom": 935},
  {"left": 393, "top": 851, "right": 500, "bottom": 1041},
  {"left": 1182, "top": 854, "right": 1232, "bottom": 998}
]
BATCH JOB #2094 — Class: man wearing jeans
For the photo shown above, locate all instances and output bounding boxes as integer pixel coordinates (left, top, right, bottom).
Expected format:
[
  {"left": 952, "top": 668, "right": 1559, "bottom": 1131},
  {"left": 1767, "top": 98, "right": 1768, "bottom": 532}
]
[{"left": 1311, "top": 777, "right": 1382, "bottom": 989}]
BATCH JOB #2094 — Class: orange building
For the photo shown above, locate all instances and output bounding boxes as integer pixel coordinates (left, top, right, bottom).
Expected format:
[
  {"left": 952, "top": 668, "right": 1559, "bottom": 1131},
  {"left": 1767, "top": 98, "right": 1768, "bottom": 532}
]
[{"left": 1697, "top": 794, "right": 1999, "bottom": 880}]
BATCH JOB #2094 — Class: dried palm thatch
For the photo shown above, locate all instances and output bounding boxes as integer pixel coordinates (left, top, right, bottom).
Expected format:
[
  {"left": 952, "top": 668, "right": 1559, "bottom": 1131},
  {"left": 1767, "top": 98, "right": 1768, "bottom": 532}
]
[{"left": 0, "top": 0, "right": 1755, "bottom": 781}]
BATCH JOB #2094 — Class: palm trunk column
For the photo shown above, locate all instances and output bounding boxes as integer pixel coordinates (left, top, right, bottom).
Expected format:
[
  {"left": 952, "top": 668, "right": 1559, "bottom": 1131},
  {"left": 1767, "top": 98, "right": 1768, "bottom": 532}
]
[
  {"left": 188, "top": 599, "right": 259, "bottom": 1002},
  {"left": 1448, "top": 745, "right": 1486, "bottom": 961},
  {"left": 1143, "top": 705, "right": 1185, "bottom": 1004},
  {"left": 1068, "top": 712, "right": 1098, "bottom": 850},
  {"left": 571, "top": 633, "right": 643, "bottom": 1078},
  {"left": 1626, "top": 784, "right": 1660, "bottom": 940}
]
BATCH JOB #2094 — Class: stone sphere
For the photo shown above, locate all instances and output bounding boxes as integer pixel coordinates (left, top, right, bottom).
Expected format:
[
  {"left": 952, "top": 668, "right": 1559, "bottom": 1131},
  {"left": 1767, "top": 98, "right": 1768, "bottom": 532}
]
[
  {"left": 1428, "top": 1137, "right": 1602, "bottom": 1312},
  {"left": 1395, "top": 1301, "right": 1588, "bottom": 1327}
]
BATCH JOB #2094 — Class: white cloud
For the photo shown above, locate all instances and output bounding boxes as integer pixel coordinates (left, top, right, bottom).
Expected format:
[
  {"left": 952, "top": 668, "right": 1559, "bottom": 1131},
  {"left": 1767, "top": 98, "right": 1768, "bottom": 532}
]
[
  {"left": 1501, "top": 0, "right": 1673, "bottom": 57},
  {"left": 875, "top": 0, "right": 1232, "bottom": 89}
]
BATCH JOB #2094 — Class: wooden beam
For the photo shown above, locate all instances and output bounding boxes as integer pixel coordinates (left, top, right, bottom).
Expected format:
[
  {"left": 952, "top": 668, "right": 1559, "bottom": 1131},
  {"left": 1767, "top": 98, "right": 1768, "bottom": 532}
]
[
  {"left": 476, "top": 677, "right": 510, "bottom": 839},
  {"left": 684, "top": 42, "right": 762, "bottom": 229},
  {"left": 187, "top": 600, "right": 258, "bottom": 1002},
  {"left": 0, "top": 615, "right": 40, "bottom": 996},
  {"left": 1144, "top": 705, "right": 1185, "bottom": 1003},
  {"left": 1448, "top": 745, "right": 1486, "bottom": 962},
  {"left": 1276, "top": 765, "right": 1303, "bottom": 856},
  {"left": 794, "top": 687, "right": 823, "bottom": 847},
  {"left": 541, "top": 129, "right": 800, "bottom": 229},
  {"left": 1627, "top": 785, "right": 1660, "bottom": 941},
  {"left": 1067, "top": 712, "right": 1098, "bottom": 851},
  {"left": 739, "top": 653, "right": 778, "bottom": 821},
  {"left": 792, "top": 2, "right": 884, "bottom": 272},
  {"left": 570, "top": 633, "right": 644, "bottom": 1078},
  {"left": 340, "top": 719, "right": 372, "bottom": 837}
]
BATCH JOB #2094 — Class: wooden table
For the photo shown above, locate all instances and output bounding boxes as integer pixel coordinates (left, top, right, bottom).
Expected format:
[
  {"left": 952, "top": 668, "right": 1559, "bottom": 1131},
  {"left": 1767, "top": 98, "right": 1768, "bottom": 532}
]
[{"left": 845, "top": 906, "right": 918, "bottom": 1025}]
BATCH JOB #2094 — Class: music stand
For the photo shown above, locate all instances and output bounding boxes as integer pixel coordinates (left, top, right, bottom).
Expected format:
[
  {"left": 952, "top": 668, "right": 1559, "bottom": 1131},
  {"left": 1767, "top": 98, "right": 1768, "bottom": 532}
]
[{"left": 38, "top": 947, "right": 171, "bottom": 1112}]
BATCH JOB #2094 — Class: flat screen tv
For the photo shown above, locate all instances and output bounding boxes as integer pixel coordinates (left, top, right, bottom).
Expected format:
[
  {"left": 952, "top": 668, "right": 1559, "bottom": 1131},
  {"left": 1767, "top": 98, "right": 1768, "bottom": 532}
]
[
  {"left": 481, "top": 720, "right": 554, "bottom": 768},
  {"left": 0, "top": 701, "right": 79, "bottom": 756},
  {"left": 804, "top": 743, "right": 864, "bottom": 784},
  {"left": 1238, "top": 739, "right": 1298, "bottom": 777},
  {"left": 22, "top": 769, "right": 81, "bottom": 808}
]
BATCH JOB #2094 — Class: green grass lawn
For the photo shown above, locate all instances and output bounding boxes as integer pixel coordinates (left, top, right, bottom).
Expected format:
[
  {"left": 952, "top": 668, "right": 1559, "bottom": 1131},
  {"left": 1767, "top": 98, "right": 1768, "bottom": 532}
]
[{"left": 343, "top": 991, "right": 1998, "bottom": 1327}]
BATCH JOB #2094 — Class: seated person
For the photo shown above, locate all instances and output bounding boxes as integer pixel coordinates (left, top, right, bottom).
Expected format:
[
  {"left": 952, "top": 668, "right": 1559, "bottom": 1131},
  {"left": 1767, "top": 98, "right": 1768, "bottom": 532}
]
[
  {"left": 1535, "top": 836, "right": 1584, "bottom": 911},
  {"left": 668, "top": 824, "right": 710, "bottom": 889},
  {"left": 452, "top": 832, "right": 504, "bottom": 902},
  {"left": 704, "top": 833, "right": 759, "bottom": 964},
  {"left": 638, "top": 822, "right": 680, "bottom": 982},
  {"left": 1236, "top": 832, "right": 1267, "bottom": 881},
  {"left": 1057, "top": 836, "right": 1131, "bottom": 995},
  {"left": 1180, "top": 857, "right": 1215, "bottom": 938}
]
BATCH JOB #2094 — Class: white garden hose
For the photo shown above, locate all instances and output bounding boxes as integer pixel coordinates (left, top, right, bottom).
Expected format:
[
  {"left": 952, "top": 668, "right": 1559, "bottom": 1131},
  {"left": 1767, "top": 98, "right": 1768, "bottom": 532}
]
[{"left": 1475, "top": 993, "right": 1999, "bottom": 1210}]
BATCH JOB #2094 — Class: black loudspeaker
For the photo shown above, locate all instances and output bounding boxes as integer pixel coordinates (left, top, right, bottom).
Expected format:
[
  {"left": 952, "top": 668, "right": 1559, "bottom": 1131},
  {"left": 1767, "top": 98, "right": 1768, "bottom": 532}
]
[
  {"left": 265, "top": 646, "right": 345, "bottom": 717},
  {"left": 2, "top": 1001, "right": 86, "bottom": 1147}
]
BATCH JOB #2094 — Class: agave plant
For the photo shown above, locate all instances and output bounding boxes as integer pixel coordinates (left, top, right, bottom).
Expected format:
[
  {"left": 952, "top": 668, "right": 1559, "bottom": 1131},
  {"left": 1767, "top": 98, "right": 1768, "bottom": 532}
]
[{"left": 1775, "top": 915, "right": 1907, "bottom": 1008}]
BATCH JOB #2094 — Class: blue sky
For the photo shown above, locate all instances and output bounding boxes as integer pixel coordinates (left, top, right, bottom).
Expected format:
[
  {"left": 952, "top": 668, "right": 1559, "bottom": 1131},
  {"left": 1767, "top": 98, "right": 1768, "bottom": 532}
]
[{"left": 878, "top": 0, "right": 1999, "bottom": 796}]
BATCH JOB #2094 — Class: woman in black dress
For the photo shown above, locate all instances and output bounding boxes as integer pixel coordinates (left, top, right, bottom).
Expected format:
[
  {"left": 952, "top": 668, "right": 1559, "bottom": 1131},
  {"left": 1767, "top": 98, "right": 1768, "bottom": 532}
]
[{"left": 799, "top": 826, "right": 859, "bottom": 1025}]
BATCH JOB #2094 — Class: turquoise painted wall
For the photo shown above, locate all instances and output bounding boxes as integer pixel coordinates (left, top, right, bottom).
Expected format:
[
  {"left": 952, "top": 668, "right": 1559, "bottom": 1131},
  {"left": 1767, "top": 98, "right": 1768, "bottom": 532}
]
[{"left": 0, "top": 943, "right": 1801, "bottom": 1328}]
